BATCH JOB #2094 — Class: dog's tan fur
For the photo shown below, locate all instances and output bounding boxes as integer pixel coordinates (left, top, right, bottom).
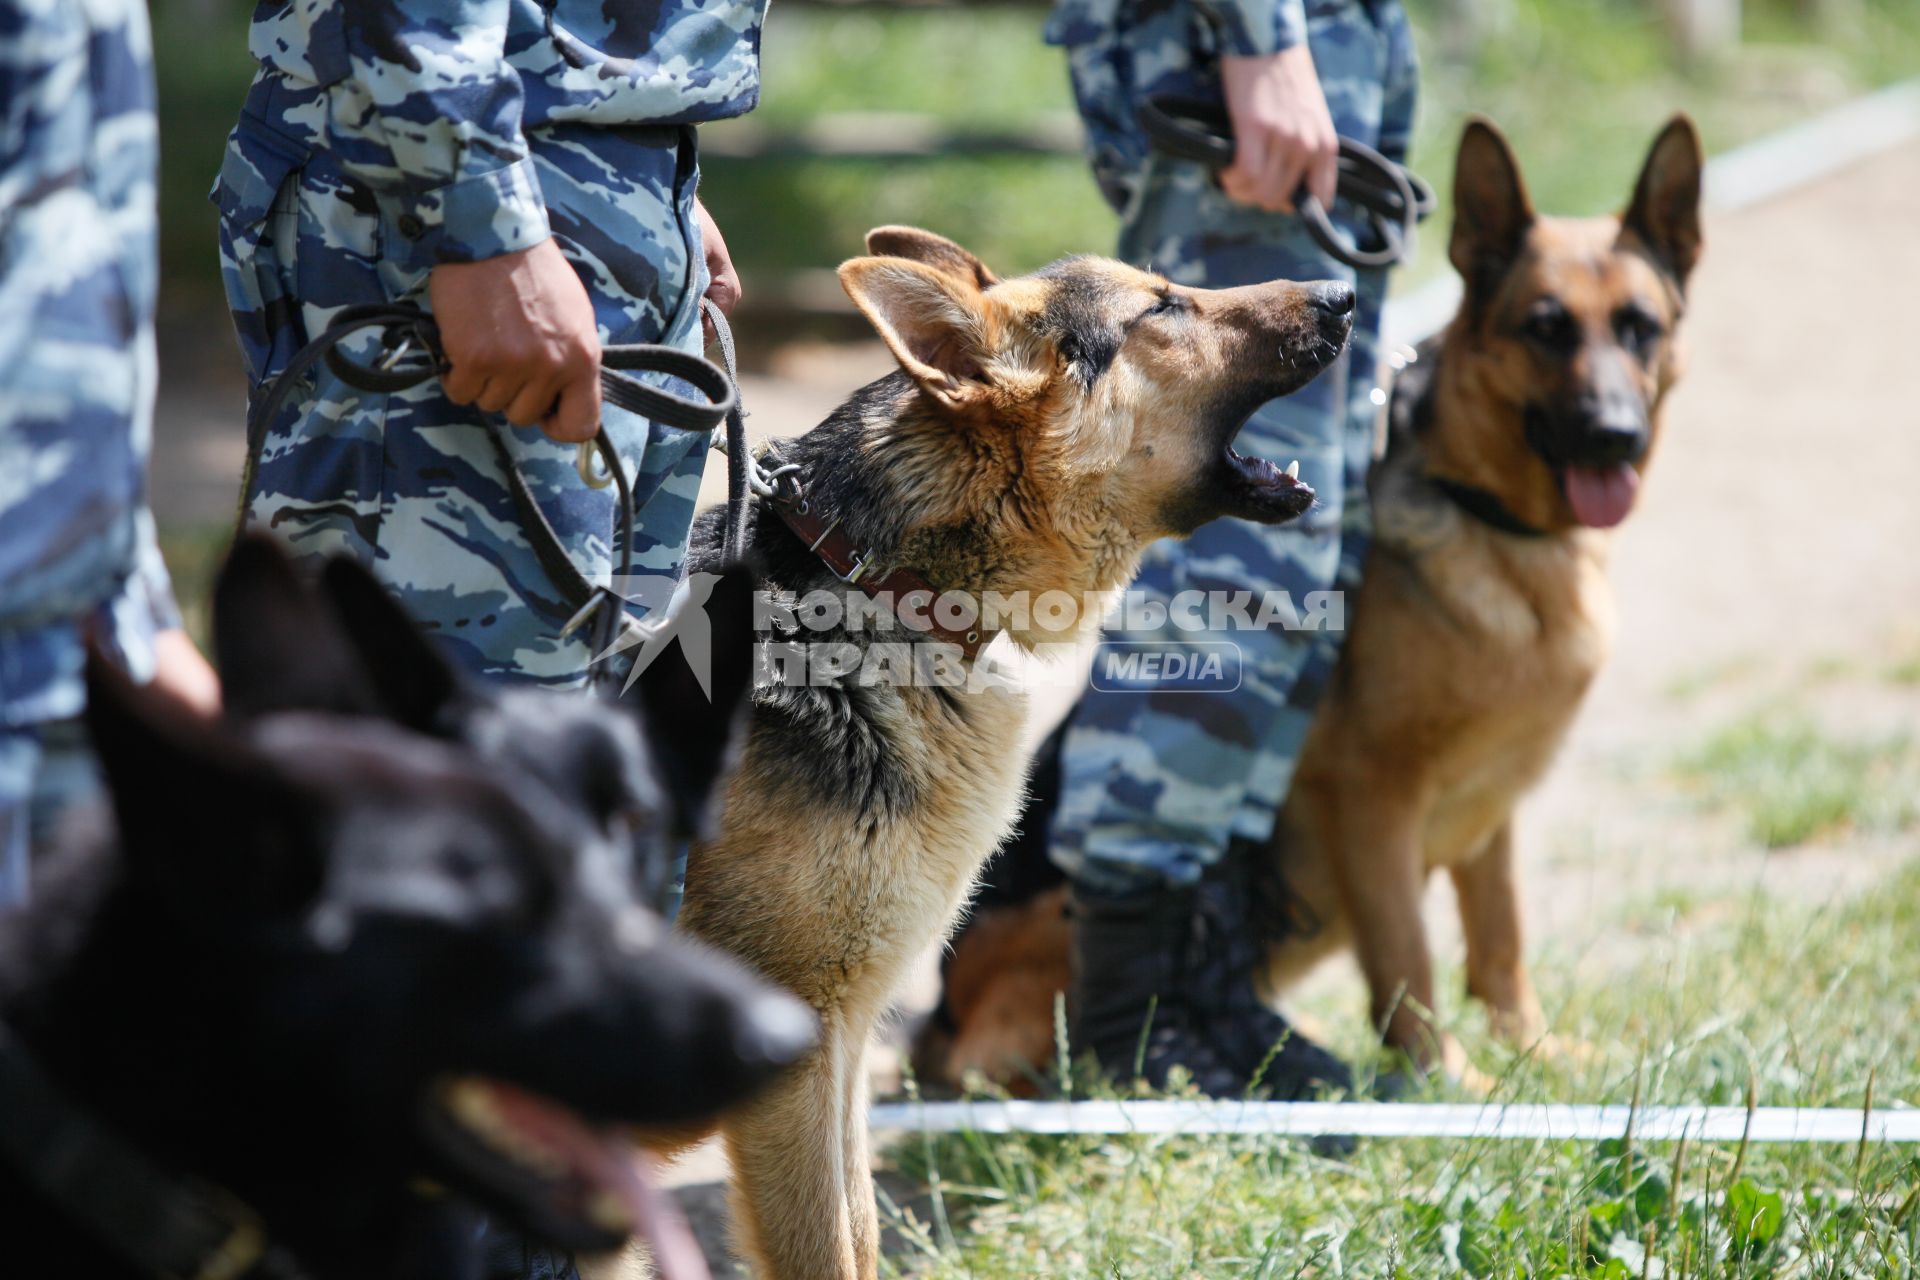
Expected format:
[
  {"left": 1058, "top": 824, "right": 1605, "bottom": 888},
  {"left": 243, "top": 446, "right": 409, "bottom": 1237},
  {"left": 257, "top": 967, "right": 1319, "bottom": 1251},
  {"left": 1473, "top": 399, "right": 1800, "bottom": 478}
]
[
  {"left": 906, "top": 116, "right": 1704, "bottom": 1101},
  {"left": 1261, "top": 116, "right": 1704, "bottom": 1077},
  {"left": 628, "top": 231, "right": 1343, "bottom": 1278},
  {"left": 918, "top": 884, "right": 1073, "bottom": 1094}
]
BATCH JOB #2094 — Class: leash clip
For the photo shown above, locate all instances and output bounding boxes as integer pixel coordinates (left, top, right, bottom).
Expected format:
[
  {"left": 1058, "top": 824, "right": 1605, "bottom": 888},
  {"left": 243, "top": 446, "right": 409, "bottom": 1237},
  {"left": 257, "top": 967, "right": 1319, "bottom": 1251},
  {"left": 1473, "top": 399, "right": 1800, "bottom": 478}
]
[
  {"left": 576, "top": 440, "right": 615, "bottom": 490},
  {"left": 559, "top": 588, "right": 619, "bottom": 640},
  {"left": 375, "top": 335, "right": 414, "bottom": 372}
]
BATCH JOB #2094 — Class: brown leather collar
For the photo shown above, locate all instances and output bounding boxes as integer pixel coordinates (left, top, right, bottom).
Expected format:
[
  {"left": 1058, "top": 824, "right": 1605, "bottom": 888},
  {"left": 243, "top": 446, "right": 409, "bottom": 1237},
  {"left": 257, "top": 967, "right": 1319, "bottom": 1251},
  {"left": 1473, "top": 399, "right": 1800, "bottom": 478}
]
[{"left": 760, "top": 468, "right": 991, "bottom": 662}]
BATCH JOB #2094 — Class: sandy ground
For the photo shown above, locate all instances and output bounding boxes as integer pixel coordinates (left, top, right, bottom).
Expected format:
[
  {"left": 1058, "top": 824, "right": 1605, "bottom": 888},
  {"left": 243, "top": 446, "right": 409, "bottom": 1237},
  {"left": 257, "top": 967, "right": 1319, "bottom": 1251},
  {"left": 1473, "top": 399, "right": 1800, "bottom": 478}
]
[{"left": 149, "top": 139, "right": 1920, "bottom": 1272}]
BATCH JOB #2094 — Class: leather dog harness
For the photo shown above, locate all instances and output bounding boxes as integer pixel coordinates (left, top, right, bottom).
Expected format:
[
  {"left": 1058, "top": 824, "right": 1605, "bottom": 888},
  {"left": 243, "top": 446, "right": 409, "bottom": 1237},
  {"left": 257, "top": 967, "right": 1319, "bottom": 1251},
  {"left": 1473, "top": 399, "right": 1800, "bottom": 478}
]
[
  {"left": 698, "top": 303, "right": 994, "bottom": 662},
  {"left": 1393, "top": 345, "right": 1549, "bottom": 539},
  {"left": 752, "top": 452, "right": 991, "bottom": 662},
  {"left": 0, "top": 1023, "right": 306, "bottom": 1280}
]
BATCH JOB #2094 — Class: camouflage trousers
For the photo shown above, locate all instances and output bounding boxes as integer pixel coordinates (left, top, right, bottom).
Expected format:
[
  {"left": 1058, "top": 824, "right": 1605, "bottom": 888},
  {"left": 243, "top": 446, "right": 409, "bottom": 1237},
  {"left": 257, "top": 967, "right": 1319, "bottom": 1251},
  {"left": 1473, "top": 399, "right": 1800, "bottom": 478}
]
[
  {"left": 0, "top": 721, "right": 100, "bottom": 906},
  {"left": 1047, "top": 0, "right": 1419, "bottom": 893},
  {"left": 216, "top": 76, "right": 714, "bottom": 687}
]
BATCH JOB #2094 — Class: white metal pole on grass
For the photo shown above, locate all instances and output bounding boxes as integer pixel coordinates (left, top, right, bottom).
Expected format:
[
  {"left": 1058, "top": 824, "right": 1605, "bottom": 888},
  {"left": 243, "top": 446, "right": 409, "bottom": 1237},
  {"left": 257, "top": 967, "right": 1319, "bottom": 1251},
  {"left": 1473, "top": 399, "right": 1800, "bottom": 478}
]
[{"left": 868, "top": 1101, "right": 1920, "bottom": 1144}]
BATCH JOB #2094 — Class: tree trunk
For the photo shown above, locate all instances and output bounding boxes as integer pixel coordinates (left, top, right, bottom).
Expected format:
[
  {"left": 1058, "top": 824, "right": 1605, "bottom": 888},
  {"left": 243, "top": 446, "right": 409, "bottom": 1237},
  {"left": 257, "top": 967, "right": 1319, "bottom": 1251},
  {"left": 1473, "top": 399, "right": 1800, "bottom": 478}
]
[{"left": 1662, "top": 0, "right": 1741, "bottom": 61}]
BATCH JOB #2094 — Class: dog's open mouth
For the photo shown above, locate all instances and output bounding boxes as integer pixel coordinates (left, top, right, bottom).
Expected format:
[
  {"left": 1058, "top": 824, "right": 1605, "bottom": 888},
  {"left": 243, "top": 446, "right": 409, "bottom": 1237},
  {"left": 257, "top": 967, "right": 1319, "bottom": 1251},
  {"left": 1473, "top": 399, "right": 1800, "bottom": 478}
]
[
  {"left": 425, "top": 1076, "right": 707, "bottom": 1276},
  {"left": 1222, "top": 446, "right": 1316, "bottom": 523}
]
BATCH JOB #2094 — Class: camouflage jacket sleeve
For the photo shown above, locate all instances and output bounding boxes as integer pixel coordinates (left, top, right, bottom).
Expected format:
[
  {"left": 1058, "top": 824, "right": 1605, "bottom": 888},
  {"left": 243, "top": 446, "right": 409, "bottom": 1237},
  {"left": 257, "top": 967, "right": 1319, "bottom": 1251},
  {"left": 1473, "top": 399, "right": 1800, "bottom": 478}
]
[
  {"left": 1200, "top": 0, "right": 1308, "bottom": 54},
  {"left": 322, "top": 0, "right": 549, "bottom": 265}
]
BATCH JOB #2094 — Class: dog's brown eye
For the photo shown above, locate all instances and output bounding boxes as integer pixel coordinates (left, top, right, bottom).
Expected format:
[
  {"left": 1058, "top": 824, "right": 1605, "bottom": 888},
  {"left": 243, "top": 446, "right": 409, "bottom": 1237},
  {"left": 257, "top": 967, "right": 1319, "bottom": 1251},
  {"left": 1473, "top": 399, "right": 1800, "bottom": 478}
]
[
  {"left": 1147, "top": 292, "right": 1186, "bottom": 318},
  {"left": 1520, "top": 299, "right": 1578, "bottom": 354},
  {"left": 1614, "top": 304, "right": 1664, "bottom": 356}
]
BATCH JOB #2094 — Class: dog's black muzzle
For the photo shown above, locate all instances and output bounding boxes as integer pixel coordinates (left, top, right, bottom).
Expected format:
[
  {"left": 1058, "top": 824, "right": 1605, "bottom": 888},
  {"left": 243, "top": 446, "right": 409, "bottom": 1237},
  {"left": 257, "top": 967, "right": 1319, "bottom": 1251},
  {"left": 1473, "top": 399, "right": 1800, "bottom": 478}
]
[{"left": 1522, "top": 400, "right": 1650, "bottom": 470}]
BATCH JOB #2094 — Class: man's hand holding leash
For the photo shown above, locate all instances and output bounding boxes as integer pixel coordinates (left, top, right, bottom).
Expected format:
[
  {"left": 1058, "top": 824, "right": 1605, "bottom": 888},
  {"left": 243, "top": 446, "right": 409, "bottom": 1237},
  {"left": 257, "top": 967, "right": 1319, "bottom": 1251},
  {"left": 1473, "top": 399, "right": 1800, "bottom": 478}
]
[
  {"left": 1220, "top": 46, "right": 1340, "bottom": 213},
  {"left": 430, "top": 198, "right": 742, "bottom": 444},
  {"left": 431, "top": 238, "right": 604, "bottom": 444}
]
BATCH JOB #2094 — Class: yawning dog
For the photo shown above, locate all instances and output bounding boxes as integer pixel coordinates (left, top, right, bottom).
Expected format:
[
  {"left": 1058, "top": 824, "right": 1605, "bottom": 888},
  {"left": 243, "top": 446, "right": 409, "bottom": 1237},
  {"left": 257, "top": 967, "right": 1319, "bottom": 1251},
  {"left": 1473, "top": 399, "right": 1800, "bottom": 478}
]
[
  {"left": 651, "top": 227, "right": 1349, "bottom": 1279},
  {"left": 0, "top": 541, "right": 814, "bottom": 1280}
]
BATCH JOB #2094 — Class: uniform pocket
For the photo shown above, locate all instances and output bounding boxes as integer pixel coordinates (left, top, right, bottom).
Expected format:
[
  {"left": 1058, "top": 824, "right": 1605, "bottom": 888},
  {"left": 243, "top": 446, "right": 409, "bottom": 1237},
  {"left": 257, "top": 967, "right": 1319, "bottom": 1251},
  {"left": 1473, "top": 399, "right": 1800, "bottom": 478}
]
[{"left": 212, "top": 120, "right": 310, "bottom": 386}]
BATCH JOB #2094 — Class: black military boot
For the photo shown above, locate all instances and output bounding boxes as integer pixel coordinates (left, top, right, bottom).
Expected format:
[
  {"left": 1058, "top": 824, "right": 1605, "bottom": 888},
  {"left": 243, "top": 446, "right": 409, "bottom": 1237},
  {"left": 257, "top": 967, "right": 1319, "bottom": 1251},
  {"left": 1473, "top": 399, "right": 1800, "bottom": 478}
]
[
  {"left": 1194, "top": 848, "right": 1352, "bottom": 1100},
  {"left": 1069, "top": 883, "right": 1257, "bottom": 1096}
]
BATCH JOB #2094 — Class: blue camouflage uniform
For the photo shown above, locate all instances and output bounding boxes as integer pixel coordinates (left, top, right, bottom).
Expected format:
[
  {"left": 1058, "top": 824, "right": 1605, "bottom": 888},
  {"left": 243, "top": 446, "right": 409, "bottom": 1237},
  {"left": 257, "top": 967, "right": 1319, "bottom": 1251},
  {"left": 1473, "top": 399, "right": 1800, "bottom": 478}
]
[
  {"left": 1045, "top": 0, "right": 1418, "bottom": 892},
  {"left": 216, "top": 0, "right": 768, "bottom": 686},
  {"left": 1, "top": 0, "right": 179, "bottom": 908}
]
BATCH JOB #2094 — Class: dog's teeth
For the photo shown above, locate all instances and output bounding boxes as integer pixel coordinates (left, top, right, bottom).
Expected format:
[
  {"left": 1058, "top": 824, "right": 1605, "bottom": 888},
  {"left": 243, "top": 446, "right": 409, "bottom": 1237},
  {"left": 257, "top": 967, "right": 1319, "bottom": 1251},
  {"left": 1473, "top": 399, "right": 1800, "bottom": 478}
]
[
  {"left": 588, "top": 1190, "right": 634, "bottom": 1234},
  {"left": 446, "top": 1081, "right": 565, "bottom": 1177},
  {"left": 1285, "top": 459, "right": 1300, "bottom": 479},
  {"left": 448, "top": 1081, "right": 498, "bottom": 1130}
]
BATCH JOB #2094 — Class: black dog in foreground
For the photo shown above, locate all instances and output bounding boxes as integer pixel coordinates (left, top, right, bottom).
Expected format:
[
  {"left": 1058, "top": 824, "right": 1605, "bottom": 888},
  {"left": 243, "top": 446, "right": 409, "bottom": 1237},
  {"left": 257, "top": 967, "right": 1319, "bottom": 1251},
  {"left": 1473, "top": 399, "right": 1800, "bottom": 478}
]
[{"left": 0, "top": 540, "right": 812, "bottom": 1280}]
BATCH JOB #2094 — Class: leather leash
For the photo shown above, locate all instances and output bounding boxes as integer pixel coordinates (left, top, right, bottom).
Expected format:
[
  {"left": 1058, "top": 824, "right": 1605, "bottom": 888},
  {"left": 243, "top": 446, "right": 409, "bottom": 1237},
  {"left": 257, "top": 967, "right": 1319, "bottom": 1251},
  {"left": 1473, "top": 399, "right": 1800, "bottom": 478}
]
[
  {"left": 239, "top": 303, "right": 736, "bottom": 687},
  {"left": 242, "top": 300, "right": 992, "bottom": 679},
  {"left": 1137, "top": 93, "right": 1435, "bottom": 270}
]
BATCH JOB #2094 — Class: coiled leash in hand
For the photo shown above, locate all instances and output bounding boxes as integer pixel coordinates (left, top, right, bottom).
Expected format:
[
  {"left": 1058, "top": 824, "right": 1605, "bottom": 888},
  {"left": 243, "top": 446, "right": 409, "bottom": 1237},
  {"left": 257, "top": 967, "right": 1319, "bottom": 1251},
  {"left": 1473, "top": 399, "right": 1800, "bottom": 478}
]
[
  {"left": 1137, "top": 93, "right": 1435, "bottom": 270},
  {"left": 239, "top": 302, "right": 737, "bottom": 689}
]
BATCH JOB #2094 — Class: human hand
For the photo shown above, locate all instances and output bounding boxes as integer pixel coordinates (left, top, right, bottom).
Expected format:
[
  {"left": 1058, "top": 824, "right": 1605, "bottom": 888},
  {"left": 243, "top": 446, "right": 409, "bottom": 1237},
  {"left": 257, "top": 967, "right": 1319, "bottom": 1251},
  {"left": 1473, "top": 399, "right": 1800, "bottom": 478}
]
[
  {"left": 150, "top": 628, "right": 221, "bottom": 717},
  {"left": 429, "top": 239, "right": 603, "bottom": 443},
  {"left": 696, "top": 199, "right": 741, "bottom": 345},
  {"left": 1219, "top": 46, "right": 1339, "bottom": 214}
]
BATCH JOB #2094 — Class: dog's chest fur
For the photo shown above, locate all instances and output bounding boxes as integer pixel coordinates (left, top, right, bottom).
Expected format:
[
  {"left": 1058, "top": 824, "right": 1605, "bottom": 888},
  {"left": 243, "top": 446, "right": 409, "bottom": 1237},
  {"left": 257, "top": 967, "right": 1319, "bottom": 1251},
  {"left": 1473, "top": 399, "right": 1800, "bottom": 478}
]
[
  {"left": 676, "top": 435, "right": 1041, "bottom": 1015},
  {"left": 1350, "top": 432, "right": 1616, "bottom": 868},
  {"left": 682, "top": 655, "right": 1030, "bottom": 1015}
]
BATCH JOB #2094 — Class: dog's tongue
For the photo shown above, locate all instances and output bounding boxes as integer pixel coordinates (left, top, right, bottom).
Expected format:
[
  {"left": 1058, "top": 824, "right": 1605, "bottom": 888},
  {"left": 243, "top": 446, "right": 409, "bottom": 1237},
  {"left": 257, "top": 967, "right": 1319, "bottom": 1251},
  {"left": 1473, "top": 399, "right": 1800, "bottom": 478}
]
[
  {"left": 1563, "top": 463, "right": 1639, "bottom": 528},
  {"left": 482, "top": 1082, "right": 710, "bottom": 1280}
]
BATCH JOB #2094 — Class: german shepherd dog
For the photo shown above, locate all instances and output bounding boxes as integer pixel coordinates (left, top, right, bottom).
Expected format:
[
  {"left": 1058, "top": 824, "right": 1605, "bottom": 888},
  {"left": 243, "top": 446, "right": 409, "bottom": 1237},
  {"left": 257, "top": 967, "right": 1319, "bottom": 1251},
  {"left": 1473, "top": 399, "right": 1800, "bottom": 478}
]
[
  {"left": 911, "top": 116, "right": 1703, "bottom": 1095},
  {"left": 1261, "top": 115, "right": 1703, "bottom": 1079},
  {"left": 645, "top": 228, "right": 1351, "bottom": 1279},
  {"left": 0, "top": 541, "right": 814, "bottom": 1280}
]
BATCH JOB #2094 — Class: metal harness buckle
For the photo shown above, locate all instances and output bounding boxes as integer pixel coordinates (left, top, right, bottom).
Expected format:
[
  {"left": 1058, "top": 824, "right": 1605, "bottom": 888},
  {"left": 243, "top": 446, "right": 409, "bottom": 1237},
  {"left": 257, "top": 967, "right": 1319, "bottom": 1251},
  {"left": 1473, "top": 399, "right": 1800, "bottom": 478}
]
[{"left": 838, "top": 548, "right": 875, "bottom": 586}]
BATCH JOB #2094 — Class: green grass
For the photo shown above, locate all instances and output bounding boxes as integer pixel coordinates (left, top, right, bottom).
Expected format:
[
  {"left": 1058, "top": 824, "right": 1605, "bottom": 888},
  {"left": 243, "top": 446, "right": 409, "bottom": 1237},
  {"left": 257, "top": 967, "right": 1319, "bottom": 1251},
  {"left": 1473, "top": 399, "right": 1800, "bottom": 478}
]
[
  {"left": 152, "top": 0, "right": 253, "bottom": 314},
  {"left": 1885, "top": 648, "right": 1920, "bottom": 688},
  {"left": 881, "top": 866, "right": 1920, "bottom": 1278},
  {"left": 153, "top": 0, "right": 1920, "bottom": 309},
  {"left": 693, "top": 0, "right": 1920, "bottom": 289},
  {"left": 1672, "top": 710, "right": 1920, "bottom": 848}
]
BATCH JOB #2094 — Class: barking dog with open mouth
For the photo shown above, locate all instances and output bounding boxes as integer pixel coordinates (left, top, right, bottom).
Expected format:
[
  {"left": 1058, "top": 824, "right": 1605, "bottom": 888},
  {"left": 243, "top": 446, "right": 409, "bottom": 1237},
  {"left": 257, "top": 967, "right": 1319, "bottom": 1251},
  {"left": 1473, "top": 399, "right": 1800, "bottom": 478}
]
[
  {"left": 894, "top": 114, "right": 1703, "bottom": 1103},
  {"left": 644, "top": 227, "right": 1350, "bottom": 1280},
  {"left": 0, "top": 539, "right": 815, "bottom": 1280},
  {"left": 1258, "top": 115, "right": 1704, "bottom": 1080}
]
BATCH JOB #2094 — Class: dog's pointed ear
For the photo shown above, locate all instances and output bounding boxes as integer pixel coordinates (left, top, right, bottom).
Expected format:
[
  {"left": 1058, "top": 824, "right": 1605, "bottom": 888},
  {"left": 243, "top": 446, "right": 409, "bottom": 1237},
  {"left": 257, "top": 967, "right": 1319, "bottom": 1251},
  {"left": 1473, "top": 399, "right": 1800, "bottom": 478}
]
[
  {"left": 1450, "top": 117, "right": 1536, "bottom": 308},
  {"left": 1623, "top": 114, "right": 1704, "bottom": 291},
  {"left": 213, "top": 534, "right": 383, "bottom": 719},
  {"left": 864, "top": 226, "right": 1000, "bottom": 290},
  {"left": 631, "top": 566, "right": 760, "bottom": 839},
  {"left": 317, "top": 555, "right": 470, "bottom": 734},
  {"left": 85, "top": 644, "right": 323, "bottom": 914},
  {"left": 839, "top": 256, "right": 993, "bottom": 412}
]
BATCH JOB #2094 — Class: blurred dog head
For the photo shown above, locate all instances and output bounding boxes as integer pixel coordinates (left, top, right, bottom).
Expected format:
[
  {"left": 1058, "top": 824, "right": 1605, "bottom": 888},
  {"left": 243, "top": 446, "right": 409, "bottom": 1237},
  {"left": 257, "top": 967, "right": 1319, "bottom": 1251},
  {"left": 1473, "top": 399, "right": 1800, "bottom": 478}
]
[
  {"left": 1436, "top": 114, "right": 1703, "bottom": 532},
  {"left": 168, "top": 536, "right": 813, "bottom": 1257}
]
